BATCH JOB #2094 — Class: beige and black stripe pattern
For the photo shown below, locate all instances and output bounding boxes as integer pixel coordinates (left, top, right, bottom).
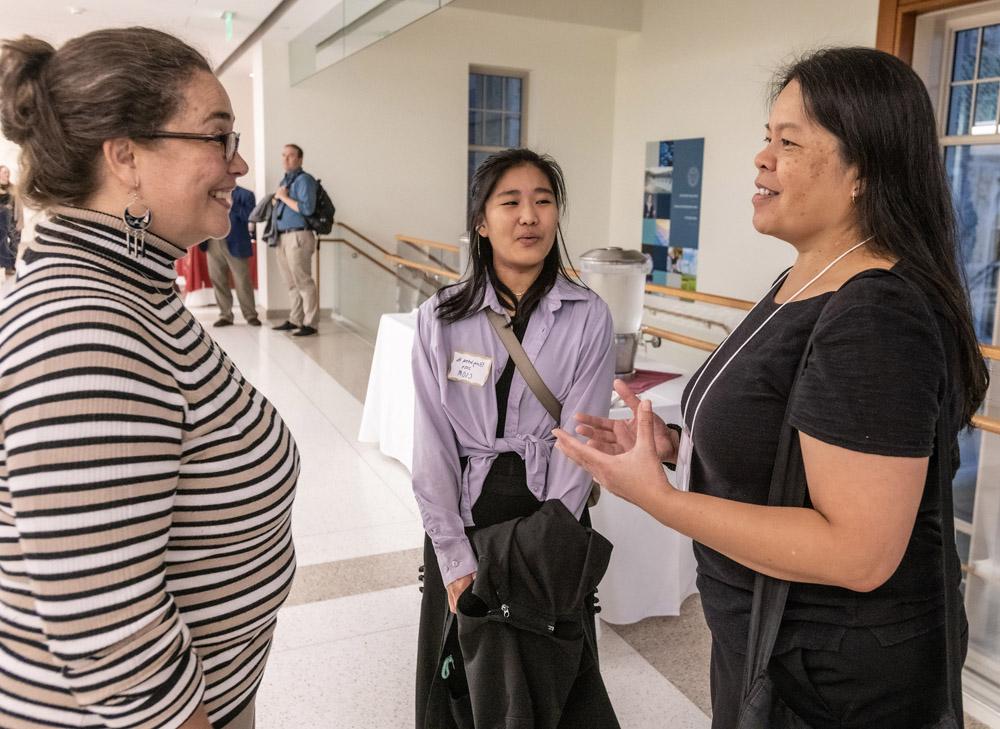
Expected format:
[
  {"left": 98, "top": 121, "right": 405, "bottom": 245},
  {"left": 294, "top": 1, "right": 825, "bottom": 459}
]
[{"left": 0, "top": 208, "right": 298, "bottom": 728}]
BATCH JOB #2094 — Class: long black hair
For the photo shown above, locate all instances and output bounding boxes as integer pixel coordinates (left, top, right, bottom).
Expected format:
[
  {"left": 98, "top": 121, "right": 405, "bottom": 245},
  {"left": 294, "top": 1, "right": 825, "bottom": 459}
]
[
  {"left": 436, "top": 148, "right": 582, "bottom": 324},
  {"left": 775, "top": 47, "right": 989, "bottom": 425}
]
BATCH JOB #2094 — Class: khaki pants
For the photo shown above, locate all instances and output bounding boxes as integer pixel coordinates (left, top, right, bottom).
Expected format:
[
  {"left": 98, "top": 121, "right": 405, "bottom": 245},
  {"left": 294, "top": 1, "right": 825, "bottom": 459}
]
[
  {"left": 206, "top": 239, "right": 258, "bottom": 322},
  {"left": 276, "top": 229, "right": 318, "bottom": 328}
]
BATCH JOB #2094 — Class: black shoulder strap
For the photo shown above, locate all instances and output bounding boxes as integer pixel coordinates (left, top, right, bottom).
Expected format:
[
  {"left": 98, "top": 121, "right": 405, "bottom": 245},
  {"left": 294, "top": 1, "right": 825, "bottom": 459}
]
[{"left": 740, "top": 322, "right": 816, "bottom": 698}]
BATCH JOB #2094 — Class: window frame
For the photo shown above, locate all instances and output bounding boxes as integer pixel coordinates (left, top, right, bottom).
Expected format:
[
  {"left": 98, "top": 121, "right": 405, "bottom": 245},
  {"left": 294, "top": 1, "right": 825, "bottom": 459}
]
[
  {"left": 938, "top": 14, "right": 1000, "bottom": 145},
  {"left": 468, "top": 66, "right": 528, "bottom": 157}
]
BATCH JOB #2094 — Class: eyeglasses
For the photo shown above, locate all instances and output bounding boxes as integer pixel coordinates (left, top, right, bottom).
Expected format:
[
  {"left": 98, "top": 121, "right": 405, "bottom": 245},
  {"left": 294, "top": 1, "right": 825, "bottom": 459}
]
[{"left": 134, "top": 131, "right": 241, "bottom": 162}]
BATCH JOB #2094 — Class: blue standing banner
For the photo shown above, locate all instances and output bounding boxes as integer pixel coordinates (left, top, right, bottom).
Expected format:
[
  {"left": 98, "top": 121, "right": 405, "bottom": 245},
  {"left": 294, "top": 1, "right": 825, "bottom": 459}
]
[{"left": 641, "top": 137, "right": 704, "bottom": 290}]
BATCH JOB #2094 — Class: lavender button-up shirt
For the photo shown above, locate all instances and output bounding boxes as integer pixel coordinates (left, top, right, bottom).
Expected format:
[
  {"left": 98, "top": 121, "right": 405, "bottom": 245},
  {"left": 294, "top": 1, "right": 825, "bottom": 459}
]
[{"left": 411, "top": 275, "right": 614, "bottom": 583}]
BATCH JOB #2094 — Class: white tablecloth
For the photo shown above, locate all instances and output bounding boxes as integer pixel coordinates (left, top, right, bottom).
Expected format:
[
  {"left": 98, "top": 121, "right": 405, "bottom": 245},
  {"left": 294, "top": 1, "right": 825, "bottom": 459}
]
[
  {"left": 359, "top": 312, "right": 418, "bottom": 470},
  {"left": 359, "top": 311, "right": 698, "bottom": 624}
]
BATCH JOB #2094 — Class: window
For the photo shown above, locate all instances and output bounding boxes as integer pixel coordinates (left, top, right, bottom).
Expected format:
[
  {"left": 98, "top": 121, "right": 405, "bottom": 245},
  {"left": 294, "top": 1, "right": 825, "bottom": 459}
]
[
  {"left": 946, "top": 25, "right": 1000, "bottom": 136},
  {"left": 468, "top": 71, "right": 525, "bottom": 196},
  {"left": 928, "top": 12, "right": 1000, "bottom": 719}
]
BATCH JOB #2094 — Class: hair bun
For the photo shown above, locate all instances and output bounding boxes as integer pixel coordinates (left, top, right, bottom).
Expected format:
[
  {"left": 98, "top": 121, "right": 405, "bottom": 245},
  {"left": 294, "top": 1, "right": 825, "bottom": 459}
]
[{"left": 0, "top": 36, "right": 57, "bottom": 145}]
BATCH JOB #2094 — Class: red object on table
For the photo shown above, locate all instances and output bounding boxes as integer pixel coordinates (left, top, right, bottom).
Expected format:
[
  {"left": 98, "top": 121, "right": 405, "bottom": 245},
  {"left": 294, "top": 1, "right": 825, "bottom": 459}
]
[
  {"left": 627, "top": 368, "right": 681, "bottom": 394},
  {"left": 175, "top": 242, "right": 258, "bottom": 295}
]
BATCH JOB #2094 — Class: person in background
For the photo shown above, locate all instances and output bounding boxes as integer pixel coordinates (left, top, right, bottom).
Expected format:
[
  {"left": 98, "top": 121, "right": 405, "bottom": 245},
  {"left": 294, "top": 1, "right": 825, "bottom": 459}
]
[
  {"left": 555, "top": 47, "right": 988, "bottom": 729},
  {"left": 203, "top": 182, "right": 260, "bottom": 326},
  {"left": 0, "top": 27, "right": 299, "bottom": 729},
  {"left": 0, "top": 165, "right": 21, "bottom": 275},
  {"left": 272, "top": 142, "right": 319, "bottom": 336}
]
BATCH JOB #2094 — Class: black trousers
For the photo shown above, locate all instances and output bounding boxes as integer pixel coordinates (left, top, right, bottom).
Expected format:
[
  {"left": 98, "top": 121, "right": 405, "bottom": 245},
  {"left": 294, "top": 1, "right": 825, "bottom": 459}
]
[
  {"left": 709, "top": 622, "right": 966, "bottom": 729},
  {"left": 415, "top": 453, "right": 613, "bottom": 729}
]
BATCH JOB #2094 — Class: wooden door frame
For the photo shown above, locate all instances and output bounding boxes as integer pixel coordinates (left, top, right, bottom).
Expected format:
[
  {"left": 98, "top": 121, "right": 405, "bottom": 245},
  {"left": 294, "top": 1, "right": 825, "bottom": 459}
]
[{"left": 878, "top": 0, "right": 984, "bottom": 61}]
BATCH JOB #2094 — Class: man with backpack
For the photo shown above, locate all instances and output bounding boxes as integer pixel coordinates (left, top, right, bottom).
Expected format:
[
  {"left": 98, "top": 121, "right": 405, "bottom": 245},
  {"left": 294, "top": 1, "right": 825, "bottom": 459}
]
[{"left": 273, "top": 143, "right": 321, "bottom": 336}]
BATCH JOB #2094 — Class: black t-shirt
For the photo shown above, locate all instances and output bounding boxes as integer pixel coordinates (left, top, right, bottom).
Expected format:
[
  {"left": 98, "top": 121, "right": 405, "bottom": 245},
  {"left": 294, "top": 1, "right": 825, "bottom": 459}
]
[{"left": 682, "top": 265, "right": 962, "bottom": 654}]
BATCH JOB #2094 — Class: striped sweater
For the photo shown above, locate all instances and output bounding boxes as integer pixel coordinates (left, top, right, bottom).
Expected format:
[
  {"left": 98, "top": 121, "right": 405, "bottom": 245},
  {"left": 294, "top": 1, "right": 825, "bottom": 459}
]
[{"left": 0, "top": 208, "right": 298, "bottom": 728}]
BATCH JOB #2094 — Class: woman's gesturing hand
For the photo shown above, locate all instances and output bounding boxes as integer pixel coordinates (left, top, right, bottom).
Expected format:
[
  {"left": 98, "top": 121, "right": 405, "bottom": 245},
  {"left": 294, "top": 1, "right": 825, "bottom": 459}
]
[
  {"left": 554, "top": 399, "right": 673, "bottom": 510},
  {"left": 574, "top": 379, "right": 680, "bottom": 462},
  {"left": 446, "top": 573, "right": 476, "bottom": 614}
]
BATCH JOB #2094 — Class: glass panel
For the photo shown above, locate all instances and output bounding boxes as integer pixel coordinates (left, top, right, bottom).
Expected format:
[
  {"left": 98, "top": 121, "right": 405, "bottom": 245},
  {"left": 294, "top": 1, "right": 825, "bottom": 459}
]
[
  {"left": 948, "top": 84, "right": 973, "bottom": 136},
  {"left": 964, "top": 424, "right": 1000, "bottom": 714},
  {"left": 469, "top": 73, "right": 482, "bottom": 110},
  {"left": 944, "top": 144, "right": 1000, "bottom": 342},
  {"left": 468, "top": 110, "right": 482, "bottom": 146},
  {"left": 504, "top": 114, "right": 521, "bottom": 148},
  {"left": 975, "top": 82, "right": 1000, "bottom": 135},
  {"left": 957, "top": 427, "right": 979, "bottom": 524},
  {"left": 484, "top": 75, "right": 504, "bottom": 111},
  {"left": 954, "top": 28, "right": 979, "bottom": 82},
  {"left": 504, "top": 77, "right": 522, "bottom": 113},
  {"left": 957, "top": 529, "right": 972, "bottom": 567},
  {"left": 483, "top": 111, "right": 503, "bottom": 146},
  {"left": 982, "top": 25, "right": 1000, "bottom": 78}
]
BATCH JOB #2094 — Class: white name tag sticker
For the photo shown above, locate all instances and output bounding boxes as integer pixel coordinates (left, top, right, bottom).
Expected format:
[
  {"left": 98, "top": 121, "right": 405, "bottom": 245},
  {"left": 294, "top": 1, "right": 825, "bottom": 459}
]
[{"left": 448, "top": 351, "right": 493, "bottom": 387}]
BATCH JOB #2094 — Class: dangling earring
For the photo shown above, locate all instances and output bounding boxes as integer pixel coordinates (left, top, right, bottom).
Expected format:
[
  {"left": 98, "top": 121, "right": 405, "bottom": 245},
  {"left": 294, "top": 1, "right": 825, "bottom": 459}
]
[
  {"left": 851, "top": 189, "right": 858, "bottom": 205},
  {"left": 122, "top": 188, "right": 152, "bottom": 258}
]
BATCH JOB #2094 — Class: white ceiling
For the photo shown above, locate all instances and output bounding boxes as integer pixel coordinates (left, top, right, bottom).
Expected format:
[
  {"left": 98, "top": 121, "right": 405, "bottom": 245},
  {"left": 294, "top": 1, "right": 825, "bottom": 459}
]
[{"left": 0, "top": 0, "right": 284, "bottom": 68}]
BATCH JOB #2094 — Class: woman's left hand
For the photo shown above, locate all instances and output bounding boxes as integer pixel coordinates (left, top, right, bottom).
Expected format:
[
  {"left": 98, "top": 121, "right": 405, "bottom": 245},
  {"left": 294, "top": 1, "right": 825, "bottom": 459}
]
[{"left": 553, "top": 399, "right": 674, "bottom": 510}]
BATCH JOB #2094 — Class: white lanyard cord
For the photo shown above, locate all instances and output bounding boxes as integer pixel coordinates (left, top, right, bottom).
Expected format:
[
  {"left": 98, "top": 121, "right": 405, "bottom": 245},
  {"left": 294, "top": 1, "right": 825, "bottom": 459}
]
[{"left": 684, "top": 236, "right": 873, "bottom": 441}]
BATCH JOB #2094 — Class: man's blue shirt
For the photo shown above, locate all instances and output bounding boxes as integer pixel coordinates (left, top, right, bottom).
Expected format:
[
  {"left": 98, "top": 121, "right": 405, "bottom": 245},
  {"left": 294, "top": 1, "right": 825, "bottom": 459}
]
[
  {"left": 226, "top": 185, "right": 256, "bottom": 257},
  {"left": 276, "top": 168, "right": 317, "bottom": 232}
]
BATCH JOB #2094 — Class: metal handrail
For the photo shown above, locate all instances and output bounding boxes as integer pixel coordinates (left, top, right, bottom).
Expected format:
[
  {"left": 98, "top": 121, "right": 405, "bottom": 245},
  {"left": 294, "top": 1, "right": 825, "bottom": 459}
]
[
  {"left": 645, "top": 283, "right": 755, "bottom": 311},
  {"left": 385, "top": 254, "right": 460, "bottom": 280},
  {"left": 972, "top": 415, "right": 1000, "bottom": 436},
  {"left": 644, "top": 304, "right": 733, "bottom": 335},
  {"left": 338, "top": 222, "right": 395, "bottom": 257},
  {"left": 394, "top": 235, "right": 459, "bottom": 276},
  {"left": 640, "top": 324, "right": 717, "bottom": 353},
  {"left": 318, "top": 238, "right": 425, "bottom": 295},
  {"left": 396, "top": 234, "right": 461, "bottom": 254}
]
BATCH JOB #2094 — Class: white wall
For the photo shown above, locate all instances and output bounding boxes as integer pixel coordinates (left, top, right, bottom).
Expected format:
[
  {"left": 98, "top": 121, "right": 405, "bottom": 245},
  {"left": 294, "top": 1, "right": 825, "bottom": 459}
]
[
  {"left": 220, "top": 67, "right": 257, "bottom": 195},
  {"left": 248, "top": 5, "right": 623, "bottom": 322},
  {"left": 607, "top": 0, "right": 880, "bottom": 301},
  {"left": 0, "top": 138, "right": 18, "bottom": 179}
]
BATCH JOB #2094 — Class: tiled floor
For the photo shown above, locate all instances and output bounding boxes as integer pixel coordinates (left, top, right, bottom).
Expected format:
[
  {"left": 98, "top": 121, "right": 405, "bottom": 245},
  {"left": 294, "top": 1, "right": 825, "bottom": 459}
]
[
  {"left": 200, "top": 306, "right": 993, "bottom": 729},
  {"left": 201, "top": 309, "right": 713, "bottom": 728}
]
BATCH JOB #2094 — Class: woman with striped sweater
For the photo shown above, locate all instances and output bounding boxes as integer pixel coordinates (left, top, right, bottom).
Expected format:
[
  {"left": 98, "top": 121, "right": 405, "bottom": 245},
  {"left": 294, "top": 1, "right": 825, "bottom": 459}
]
[{"left": 0, "top": 28, "right": 297, "bottom": 729}]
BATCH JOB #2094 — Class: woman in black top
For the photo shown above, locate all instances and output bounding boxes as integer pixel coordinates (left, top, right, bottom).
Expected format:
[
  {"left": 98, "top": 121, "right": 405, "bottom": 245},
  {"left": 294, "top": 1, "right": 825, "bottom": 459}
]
[{"left": 555, "top": 48, "right": 989, "bottom": 728}]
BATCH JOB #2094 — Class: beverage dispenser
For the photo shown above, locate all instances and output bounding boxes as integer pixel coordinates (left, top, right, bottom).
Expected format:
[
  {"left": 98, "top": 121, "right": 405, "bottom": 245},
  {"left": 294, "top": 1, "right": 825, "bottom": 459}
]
[{"left": 578, "top": 247, "right": 652, "bottom": 379}]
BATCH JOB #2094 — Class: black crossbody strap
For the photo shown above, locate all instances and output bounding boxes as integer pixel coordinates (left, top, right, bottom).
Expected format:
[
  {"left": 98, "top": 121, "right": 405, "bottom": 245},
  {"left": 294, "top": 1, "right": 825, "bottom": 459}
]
[
  {"left": 486, "top": 309, "right": 563, "bottom": 423},
  {"left": 937, "top": 401, "right": 965, "bottom": 724},
  {"left": 740, "top": 327, "right": 816, "bottom": 699},
  {"left": 895, "top": 272, "right": 964, "bottom": 725}
]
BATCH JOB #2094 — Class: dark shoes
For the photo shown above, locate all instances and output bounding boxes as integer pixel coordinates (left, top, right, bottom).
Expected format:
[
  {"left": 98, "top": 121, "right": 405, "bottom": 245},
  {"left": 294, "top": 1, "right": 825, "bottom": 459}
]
[
  {"left": 274, "top": 321, "right": 317, "bottom": 336},
  {"left": 215, "top": 318, "right": 261, "bottom": 328}
]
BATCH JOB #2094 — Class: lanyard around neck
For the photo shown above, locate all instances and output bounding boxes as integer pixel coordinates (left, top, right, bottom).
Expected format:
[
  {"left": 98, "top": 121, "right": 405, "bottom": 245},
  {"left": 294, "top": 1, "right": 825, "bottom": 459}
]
[{"left": 682, "top": 237, "right": 873, "bottom": 441}]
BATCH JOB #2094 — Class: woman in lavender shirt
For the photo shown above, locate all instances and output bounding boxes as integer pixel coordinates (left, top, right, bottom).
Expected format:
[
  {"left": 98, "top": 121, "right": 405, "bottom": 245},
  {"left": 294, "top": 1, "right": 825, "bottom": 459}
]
[{"left": 411, "top": 149, "right": 617, "bottom": 728}]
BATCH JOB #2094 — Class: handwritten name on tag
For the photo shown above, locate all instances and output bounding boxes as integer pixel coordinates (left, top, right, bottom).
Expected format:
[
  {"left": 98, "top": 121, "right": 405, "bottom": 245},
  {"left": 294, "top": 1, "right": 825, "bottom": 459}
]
[{"left": 448, "top": 351, "right": 493, "bottom": 387}]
